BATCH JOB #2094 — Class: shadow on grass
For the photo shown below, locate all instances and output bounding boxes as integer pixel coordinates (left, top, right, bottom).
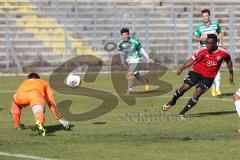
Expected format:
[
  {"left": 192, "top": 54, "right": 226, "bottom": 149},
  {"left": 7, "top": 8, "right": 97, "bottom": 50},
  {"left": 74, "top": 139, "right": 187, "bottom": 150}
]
[
  {"left": 221, "top": 92, "right": 234, "bottom": 96},
  {"left": 130, "top": 89, "right": 163, "bottom": 95},
  {"left": 192, "top": 111, "right": 236, "bottom": 117},
  {"left": 216, "top": 92, "right": 234, "bottom": 98},
  {"left": 28, "top": 124, "right": 74, "bottom": 136},
  {"left": 44, "top": 124, "right": 75, "bottom": 134},
  {"left": 92, "top": 122, "right": 107, "bottom": 125}
]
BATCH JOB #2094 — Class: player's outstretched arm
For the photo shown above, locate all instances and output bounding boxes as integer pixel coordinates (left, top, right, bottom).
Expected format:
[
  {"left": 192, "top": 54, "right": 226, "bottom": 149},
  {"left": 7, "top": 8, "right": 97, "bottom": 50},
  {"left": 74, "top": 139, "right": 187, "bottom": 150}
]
[
  {"left": 218, "top": 32, "right": 223, "bottom": 47},
  {"left": 49, "top": 105, "right": 70, "bottom": 130},
  {"left": 226, "top": 58, "right": 233, "bottom": 84},
  {"left": 45, "top": 83, "right": 70, "bottom": 130},
  {"left": 176, "top": 58, "right": 194, "bottom": 75},
  {"left": 140, "top": 48, "right": 155, "bottom": 64}
]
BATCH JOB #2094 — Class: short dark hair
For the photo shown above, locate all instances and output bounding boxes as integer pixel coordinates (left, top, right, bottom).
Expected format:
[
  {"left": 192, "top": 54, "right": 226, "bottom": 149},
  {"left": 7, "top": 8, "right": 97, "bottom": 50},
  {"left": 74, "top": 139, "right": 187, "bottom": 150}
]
[
  {"left": 202, "top": 9, "right": 210, "bottom": 15},
  {"left": 207, "top": 34, "right": 218, "bottom": 43},
  {"left": 27, "top": 72, "right": 40, "bottom": 79},
  {"left": 120, "top": 28, "right": 129, "bottom": 34}
]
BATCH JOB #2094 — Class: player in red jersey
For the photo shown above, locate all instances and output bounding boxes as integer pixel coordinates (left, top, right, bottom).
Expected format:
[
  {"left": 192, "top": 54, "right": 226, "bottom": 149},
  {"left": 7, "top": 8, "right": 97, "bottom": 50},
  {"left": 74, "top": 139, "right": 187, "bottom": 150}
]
[{"left": 162, "top": 34, "right": 233, "bottom": 120}]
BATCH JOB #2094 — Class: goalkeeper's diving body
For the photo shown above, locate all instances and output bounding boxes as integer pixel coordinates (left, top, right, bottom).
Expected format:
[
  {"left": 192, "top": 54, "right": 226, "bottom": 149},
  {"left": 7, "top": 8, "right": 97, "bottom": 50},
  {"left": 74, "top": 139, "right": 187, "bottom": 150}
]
[
  {"left": 11, "top": 72, "right": 69, "bottom": 136},
  {"left": 117, "top": 28, "right": 154, "bottom": 94}
]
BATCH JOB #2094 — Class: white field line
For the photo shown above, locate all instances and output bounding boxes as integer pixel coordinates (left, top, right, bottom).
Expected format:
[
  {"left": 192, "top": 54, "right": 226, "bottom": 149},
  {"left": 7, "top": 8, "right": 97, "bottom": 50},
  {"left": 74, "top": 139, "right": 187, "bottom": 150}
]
[
  {"left": 0, "top": 151, "right": 57, "bottom": 160},
  {"left": 0, "top": 89, "right": 15, "bottom": 93}
]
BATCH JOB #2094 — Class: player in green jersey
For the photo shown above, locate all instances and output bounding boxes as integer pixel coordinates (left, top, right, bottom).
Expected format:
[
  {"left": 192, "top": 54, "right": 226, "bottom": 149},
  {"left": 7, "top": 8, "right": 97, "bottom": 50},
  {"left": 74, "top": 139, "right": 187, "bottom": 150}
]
[
  {"left": 117, "top": 28, "right": 154, "bottom": 94},
  {"left": 194, "top": 9, "right": 223, "bottom": 97}
]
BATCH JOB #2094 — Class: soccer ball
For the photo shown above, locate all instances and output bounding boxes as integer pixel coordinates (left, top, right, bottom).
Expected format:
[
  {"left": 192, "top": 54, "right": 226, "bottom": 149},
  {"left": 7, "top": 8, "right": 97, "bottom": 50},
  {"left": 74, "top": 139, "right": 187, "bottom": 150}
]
[{"left": 66, "top": 74, "right": 81, "bottom": 88}]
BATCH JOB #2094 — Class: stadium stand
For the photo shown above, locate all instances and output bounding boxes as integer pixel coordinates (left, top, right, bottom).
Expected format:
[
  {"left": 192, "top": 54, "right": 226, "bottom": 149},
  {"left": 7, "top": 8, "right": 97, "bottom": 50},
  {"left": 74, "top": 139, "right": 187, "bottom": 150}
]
[{"left": 0, "top": 0, "right": 240, "bottom": 72}]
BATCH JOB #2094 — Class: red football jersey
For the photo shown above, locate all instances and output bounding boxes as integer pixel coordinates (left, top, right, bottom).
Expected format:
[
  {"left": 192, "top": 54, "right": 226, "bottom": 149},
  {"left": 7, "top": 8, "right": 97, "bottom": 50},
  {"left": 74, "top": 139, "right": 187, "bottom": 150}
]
[{"left": 191, "top": 46, "right": 231, "bottom": 78}]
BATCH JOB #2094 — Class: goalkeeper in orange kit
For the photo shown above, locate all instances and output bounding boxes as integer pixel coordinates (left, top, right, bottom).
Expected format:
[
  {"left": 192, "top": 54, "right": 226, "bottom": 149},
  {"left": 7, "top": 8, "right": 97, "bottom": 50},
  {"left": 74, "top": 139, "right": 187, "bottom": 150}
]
[{"left": 11, "top": 72, "right": 69, "bottom": 136}]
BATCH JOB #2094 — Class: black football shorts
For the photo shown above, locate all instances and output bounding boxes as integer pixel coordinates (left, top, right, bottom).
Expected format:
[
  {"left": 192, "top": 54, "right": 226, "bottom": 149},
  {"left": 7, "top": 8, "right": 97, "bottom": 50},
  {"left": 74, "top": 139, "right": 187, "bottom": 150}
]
[{"left": 184, "top": 71, "right": 214, "bottom": 92}]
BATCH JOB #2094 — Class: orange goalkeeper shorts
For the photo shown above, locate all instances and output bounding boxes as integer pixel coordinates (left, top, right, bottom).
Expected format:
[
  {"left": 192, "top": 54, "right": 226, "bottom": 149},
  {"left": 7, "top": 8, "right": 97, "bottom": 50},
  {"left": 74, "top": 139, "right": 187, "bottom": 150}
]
[{"left": 13, "top": 90, "right": 45, "bottom": 107}]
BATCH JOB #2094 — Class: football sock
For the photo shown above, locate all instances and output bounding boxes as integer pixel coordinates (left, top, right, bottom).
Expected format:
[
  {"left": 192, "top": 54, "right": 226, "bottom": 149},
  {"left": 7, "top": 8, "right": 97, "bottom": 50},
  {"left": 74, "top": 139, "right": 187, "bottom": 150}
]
[
  {"left": 179, "top": 97, "right": 198, "bottom": 115},
  {"left": 234, "top": 100, "right": 240, "bottom": 117},
  {"left": 134, "top": 72, "right": 146, "bottom": 84},
  {"left": 215, "top": 72, "right": 221, "bottom": 90},
  {"left": 211, "top": 83, "right": 216, "bottom": 89},
  {"left": 168, "top": 89, "right": 183, "bottom": 106},
  {"left": 128, "top": 79, "right": 133, "bottom": 91}
]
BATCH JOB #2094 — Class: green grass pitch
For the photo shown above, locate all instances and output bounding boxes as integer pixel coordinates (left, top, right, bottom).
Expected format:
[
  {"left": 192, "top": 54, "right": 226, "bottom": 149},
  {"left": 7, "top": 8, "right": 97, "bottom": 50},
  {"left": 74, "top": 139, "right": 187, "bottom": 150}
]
[{"left": 0, "top": 71, "right": 240, "bottom": 160}]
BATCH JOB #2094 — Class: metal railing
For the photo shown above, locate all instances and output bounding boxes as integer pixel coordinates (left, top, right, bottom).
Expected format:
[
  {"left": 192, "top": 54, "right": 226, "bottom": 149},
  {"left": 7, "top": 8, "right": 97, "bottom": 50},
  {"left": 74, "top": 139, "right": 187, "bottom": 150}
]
[
  {"left": 5, "top": 11, "right": 23, "bottom": 73},
  {"left": 1, "top": 0, "right": 239, "bottom": 72}
]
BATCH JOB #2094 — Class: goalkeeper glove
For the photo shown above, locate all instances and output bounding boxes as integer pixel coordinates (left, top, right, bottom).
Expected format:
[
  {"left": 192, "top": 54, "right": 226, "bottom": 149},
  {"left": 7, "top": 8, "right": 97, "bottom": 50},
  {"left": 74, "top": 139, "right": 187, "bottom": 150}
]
[{"left": 58, "top": 117, "right": 70, "bottom": 130}]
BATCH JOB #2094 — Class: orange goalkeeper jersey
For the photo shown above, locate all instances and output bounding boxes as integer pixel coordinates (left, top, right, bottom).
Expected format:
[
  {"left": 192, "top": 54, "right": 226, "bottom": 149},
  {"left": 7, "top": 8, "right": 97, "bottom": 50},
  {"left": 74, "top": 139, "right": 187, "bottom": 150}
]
[{"left": 14, "top": 78, "right": 56, "bottom": 107}]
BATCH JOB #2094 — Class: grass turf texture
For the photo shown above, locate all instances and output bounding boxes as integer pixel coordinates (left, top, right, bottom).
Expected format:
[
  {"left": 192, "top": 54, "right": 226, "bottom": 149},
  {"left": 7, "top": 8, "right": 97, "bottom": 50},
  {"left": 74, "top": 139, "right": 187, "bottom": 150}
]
[{"left": 0, "top": 71, "right": 240, "bottom": 160}]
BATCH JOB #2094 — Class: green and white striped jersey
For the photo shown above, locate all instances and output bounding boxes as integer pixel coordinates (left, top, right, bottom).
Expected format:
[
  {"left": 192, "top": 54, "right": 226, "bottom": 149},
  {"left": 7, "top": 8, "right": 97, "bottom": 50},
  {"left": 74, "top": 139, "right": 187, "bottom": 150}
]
[
  {"left": 117, "top": 36, "right": 142, "bottom": 63},
  {"left": 195, "top": 20, "right": 221, "bottom": 47}
]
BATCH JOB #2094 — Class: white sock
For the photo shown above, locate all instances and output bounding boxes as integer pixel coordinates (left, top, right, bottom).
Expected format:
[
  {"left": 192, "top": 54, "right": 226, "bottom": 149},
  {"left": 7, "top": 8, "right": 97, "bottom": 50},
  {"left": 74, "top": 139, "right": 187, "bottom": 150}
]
[
  {"left": 234, "top": 100, "right": 240, "bottom": 117},
  {"left": 128, "top": 79, "right": 133, "bottom": 91},
  {"left": 211, "top": 83, "right": 216, "bottom": 88},
  {"left": 214, "top": 72, "right": 221, "bottom": 89}
]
